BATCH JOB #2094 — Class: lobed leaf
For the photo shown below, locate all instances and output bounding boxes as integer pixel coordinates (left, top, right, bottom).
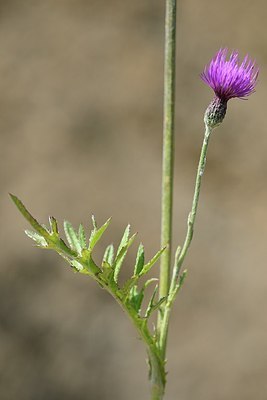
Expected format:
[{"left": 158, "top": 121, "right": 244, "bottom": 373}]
[
  {"left": 113, "top": 233, "right": 137, "bottom": 283},
  {"left": 139, "top": 247, "right": 166, "bottom": 276},
  {"left": 103, "top": 244, "right": 114, "bottom": 266},
  {"left": 177, "top": 269, "right": 187, "bottom": 290},
  {"left": 144, "top": 278, "right": 158, "bottom": 289},
  {"left": 63, "top": 221, "right": 82, "bottom": 256},
  {"left": 127, "top": 278, "right": 159, "bottom": 316},
  {"left": 145, "top": 284, "right": 158, "bottom": 318},
  {"left": 91, "top": 215, "right": 97, "bottom": 230},
  {"left": 100, "top": 260, "right": 115, "bottom": 283},
  {"left": 128, "top": 285, "right": 144, "bottom": 314},
  {"left": 11, "top": 194, "right": 91, "bottom": 262},
  {"left": 170, "top": 269, "right": 188, "bottom": 302},
  {"left": 49, "top": 216, "right": 59, "bottom": 235},
  {"left": 88, "top": 217, "right": 111, "bottom": 252},
  {"left": 146, "top": 296, "right": 166, "bottom": 319},
  {"left": 116, "top": 224, "right": 130, "bottom": 257},
  {"left": 78, "top": 224, "right": 87, "bottom": 249},
  {"left": 10, "top": 194, "right": 50, "bottom": 238},
  {"left": 122, "top": 275, "right": 138, "bottom": 297},
  {"left": 134, "top": 243, "right": 145, "bottom": 276},
  {"left": 25, "top": 230, "right": 48, "bottom": 247},
  {"left": 70, "top": 259, "right": 84, "bottom": 272},
  {"left": 145, "top": 282, "right": 166, "bottom": 319}
]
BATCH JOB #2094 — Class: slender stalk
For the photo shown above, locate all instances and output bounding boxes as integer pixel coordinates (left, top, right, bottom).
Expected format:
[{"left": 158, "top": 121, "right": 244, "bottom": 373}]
[
  {"left": 176, "top": 125, "right": 212, "bottom": 270},
  {"left": 158, "top": 0, "right": 177, "bottom": 345},
  {"left": 159, "top": 125, "right": 213, "bottom": 353}
]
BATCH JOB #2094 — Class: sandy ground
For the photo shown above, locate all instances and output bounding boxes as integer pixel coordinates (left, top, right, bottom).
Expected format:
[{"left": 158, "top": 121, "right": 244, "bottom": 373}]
[{"left": 1, "top": 1, "right": 267, "bottom": 399}]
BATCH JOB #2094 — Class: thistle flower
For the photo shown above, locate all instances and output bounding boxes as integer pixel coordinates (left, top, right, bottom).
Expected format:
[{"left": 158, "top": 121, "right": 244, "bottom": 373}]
[{"left": 201, "top": 48, "right": 259, "bottom": 128}]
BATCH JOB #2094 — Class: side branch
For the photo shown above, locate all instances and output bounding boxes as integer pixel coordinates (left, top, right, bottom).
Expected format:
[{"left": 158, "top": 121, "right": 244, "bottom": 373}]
[{"left": 159, "top": 125, "right": 213, "bottom": 355}]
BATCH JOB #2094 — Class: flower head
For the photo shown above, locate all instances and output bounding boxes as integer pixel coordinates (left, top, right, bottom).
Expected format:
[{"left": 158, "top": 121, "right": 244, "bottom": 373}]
[
  {"left": 201, "top": 48, "right": 259, "bottom": 101},
  {"left": 201, "top": 48, "right": 259, "bottom": 128}
]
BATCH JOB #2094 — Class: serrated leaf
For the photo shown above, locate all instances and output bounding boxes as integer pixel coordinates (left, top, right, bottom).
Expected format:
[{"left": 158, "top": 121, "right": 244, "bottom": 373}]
[
  {"left": 100, "top": 260, "right": 115, "bottom": 282},
  {"left": 122, "top": 274, "right": 157, "bottom": 301},
  {"left": 70, "top": 259, "right": 84, "bottom": 272},
  {"left": 122, "top": 275, "right": 138, "bottom": 297},
  {"left": 134, "top": 243, "right": 145, "bottom": 276},
  {"left": 103, "top": 244, "right": 114, "bottom": 266},
  {"left": 79, "top": 254, "right": 101, "bottom": 275},
  {"left": 55, "top": 252, "right": 82, "bottom": 273},
  {"left": 57, "top": 238, "right": 77, "bottom": 257},
  {"left": 170, "top": 269, "right": 188, "bottom": 301},
  {"left": 88, "top": 216, "right": 97, "bottom": 245},
  {"left": 116, "top": 224, "right": 130, "bottom": 258},
  {"left": 91, "top": 215, "right": 97, "bottom": 230},
  {"left": 145, "top": 296, "right": 166, "bottom": 319},
  {"left": 64, "top": 221, "right": 82, "bottom": 256},
  {"left": 10, "top": 194, "right": 50, "bottom": 238},
  {"left": 143, "top": 280, "right": 167, "bottom": 319},
  {"left": 49, "top": 216, "right": 58, "bottom": 235},
  {"left": 144, "top": 278, "right": 158, "bottom": 289},
  {"left": 114, "top": 233, "right": 137, "bottom": 283},
  {"left": 128, "top": 278, "right": 160, "bottom": 316},
  {"left": 128, "top": 285, "right": 144, "bottom": 314},
  {"left": 140, "top": 247, "right": 166, "bottom": 276},
  {"left": 11, "top": 195, "right": 78, "bottom": 259},
  {"left": 175, "top": 269, "right": 187, "bottom": 293},
  {"left": 78, "top": 224, "right": 87, "bottom": 249},
  {"left": 88, "top": 217, "right": 111, "bottom": 252},
  {"left": 145, "top": 284, "right": 158, "bottom": 318},
  {"left": 25, "top": 230, "right": 48, "bottom": 247},
  {"left": 177, "top": 269, "right": 187, "bottom": 291}
]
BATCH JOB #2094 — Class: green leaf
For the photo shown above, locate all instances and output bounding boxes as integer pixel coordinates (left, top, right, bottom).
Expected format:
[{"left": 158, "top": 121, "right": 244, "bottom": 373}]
[
  {"left": 122, "top": 276, "right": 138, "bottom": 297},
  {"left": 170, "top": 269, "right": 188, "bottom": 301},
  {"left": 57, "top": 238, "right": 77, "bottom": 257},
  {"left": 116, "top": 224, "right": 130, "bottom": 257},
  {"left": 10, "top": 194, "right": 50, "bottom": 238},
  {"left": 49, "top": 216, "right": 59, "bottom": 235},
  {"left": 114, "top": 233, "right": 137, "bottom": 283},
  {"left": 70, "top": 259, "right": 84, "bottom": 272},
  {"left": 178, "top": 269, "right": 187, "bottom": 289},
  {"left": 128, "top": 285, "right": 144, "bottom": 314},
  {"left": 147, "top": 297, "right": 166, "bottom": 319},
  {"left": 140, "top": 247, "right": 166, "bottom": 276},
  {"left": 144, "top": 278, "right": 158, "bottom": 289},
  {"left": 79, "top": 254, "right": 101, "bottom": 275},
  {"left": 64, "top": 221, "right": 82, "bottom": 256},
  {"left": 100, "top": 260, "right": 115, "bottom": 283},
  {"left": 91, "top": 214, "right": 97, "bottom": 230},
  {"left": 145, "top": 292, "right": 166, "bottom": 318},
  {"left": 113, "top": 225, "right": 132, "bottom": 283},
  {"left": 122, "top": 275, "right": 156, "bottom": 301},
  {"left": 128, "top": 278, "right": 159, "bottom": 315},
  {"left": 103, "top": 244, "right": 114, "bottom": 266},
  {"left": 10, "top": 195, "right": 82, "bottom": 260},
  {"left": 88, "top": 217, "right": 111, "bottom": 252},
  {"left": 134, "top": 243, "right": 145, "bottom": 276},
  {"left": 145, "top": 284, "right": 158, "bottom": 318},
  {"left": 78, "top": 224, "right": 87, "bottom": 249},
  {"left": 25, "top": 230, "right": 48, "bottom": 247}
]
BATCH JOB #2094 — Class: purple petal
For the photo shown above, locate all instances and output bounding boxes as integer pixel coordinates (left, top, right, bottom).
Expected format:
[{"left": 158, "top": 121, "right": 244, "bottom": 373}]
[{"left": 201, "top": 48, "right": 259, "bottom": 101}]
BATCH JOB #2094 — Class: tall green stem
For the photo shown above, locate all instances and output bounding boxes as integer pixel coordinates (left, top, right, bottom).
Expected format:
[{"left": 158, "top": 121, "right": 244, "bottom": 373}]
[
  {"left": 159, "top": 125, "right": 213, "bottom": 355},
  {"left": 158, "top": 0, "right": 177, "bottom": 343}
]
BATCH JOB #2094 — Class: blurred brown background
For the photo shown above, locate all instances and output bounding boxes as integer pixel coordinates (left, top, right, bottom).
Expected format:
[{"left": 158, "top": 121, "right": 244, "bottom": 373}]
[{"left": 1, "top": 0, "right": 267, "bottom": 399}]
